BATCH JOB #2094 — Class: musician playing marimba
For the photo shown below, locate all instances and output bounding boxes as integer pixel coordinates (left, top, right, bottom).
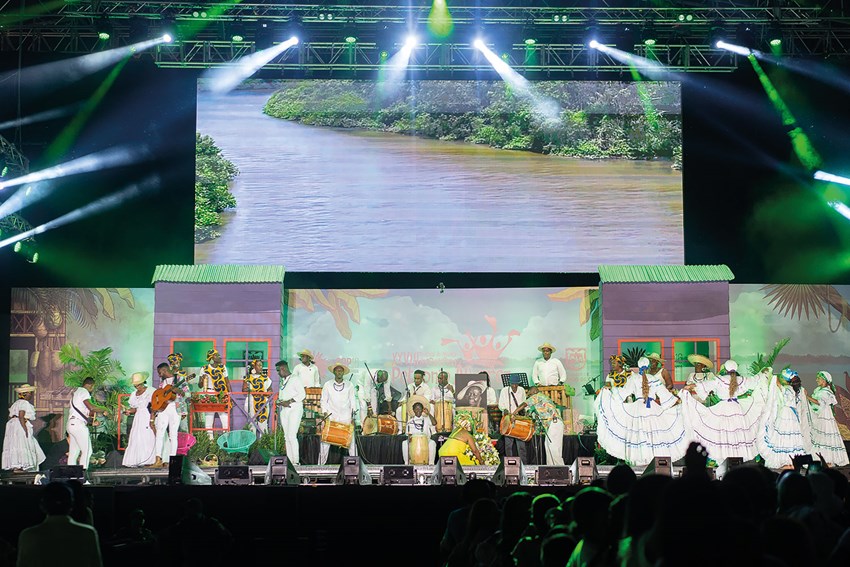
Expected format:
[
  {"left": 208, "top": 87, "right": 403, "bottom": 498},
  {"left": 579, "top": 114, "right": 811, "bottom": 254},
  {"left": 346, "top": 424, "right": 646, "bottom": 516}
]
[
  {"left": 498, "top": 375, "right": 528, "bottom": 463},
  {"left": 531, "top": 342, "right": 566, "bottom": 386},
  {"left": 318, "top": 362, "right": 358, "bottom": 465}
]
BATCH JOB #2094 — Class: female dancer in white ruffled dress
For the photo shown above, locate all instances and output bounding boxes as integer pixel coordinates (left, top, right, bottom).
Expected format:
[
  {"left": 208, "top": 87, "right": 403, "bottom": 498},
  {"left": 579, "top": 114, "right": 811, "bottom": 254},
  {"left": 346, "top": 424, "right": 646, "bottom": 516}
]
[
  {"left": 682, "top": 360, "right": 765, "bottom": 464},
  {"left": 807, "top": 371, "right": 849, "bottom": 466},
  {"left": 596, "top": 357, "right": 688, "bottom": 466},
  {"left": 122, "top": 372, "right": 157, "bottom": 467},
  {"left": 757, "top": 368, "right": 813, "bottom": 468},
  {"left": 1, "top": 384, "right": 46, "bottom": 471}
]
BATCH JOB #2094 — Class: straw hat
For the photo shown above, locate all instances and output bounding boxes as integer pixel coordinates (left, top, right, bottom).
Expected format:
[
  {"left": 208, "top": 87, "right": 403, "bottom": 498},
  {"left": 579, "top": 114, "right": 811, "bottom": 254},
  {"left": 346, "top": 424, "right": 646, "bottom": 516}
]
[
  {"left": 406, "top": 394, "right": 430, "bottom": 418},
  {"left": 457, "top": 380, "right": 486, "bottom": 400},
  {"left": 297, "top": 349, "right": 315, "bottom": 361},
  {"left": 14, "top": 384, "right": 36, "bottom": 394},
  {"left": 538, "top": 342, "right": 557, "bottom": 352},
  {"left": 687, "top": 354, "right": 714, "bottom": 371},
  {"left": 647, "top": 353, "right": 663, "bottom": 364},
  {"left": 131, "top": 372, "right": 148, "bottom": 386},
  {"left": 328, "top": 361, "right": 350, "bottom": 375}
]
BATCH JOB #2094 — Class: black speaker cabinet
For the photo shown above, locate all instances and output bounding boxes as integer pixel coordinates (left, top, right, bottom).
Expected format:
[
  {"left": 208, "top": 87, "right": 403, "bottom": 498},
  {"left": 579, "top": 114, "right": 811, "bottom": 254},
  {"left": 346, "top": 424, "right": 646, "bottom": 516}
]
[
  {"left": 570, "top": 457, "right": 598, "bottom": 486},
  {"left": 381, "top": 465, "right": 415, "bottom": 485},
  {"left": 643, "top": 456, "right": 672, "bottom": 477},
  {"left": 265, "top": 456, "right": 300, "bottom": 485},
  {"left": 214, "top": 465, "right": 252, "bottom": 485},
  {"left": 537, "top": 465, "right": 572, "bottom": 486},
  {"left": 50, "top": 465, "right": 85, "bottom": 482}
]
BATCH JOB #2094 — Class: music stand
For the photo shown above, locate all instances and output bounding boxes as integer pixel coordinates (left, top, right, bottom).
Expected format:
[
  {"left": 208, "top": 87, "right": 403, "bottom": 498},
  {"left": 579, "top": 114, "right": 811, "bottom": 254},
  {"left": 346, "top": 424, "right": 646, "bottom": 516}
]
[{"left": 500, "top": 373, "right": 529, "bottom": 388}]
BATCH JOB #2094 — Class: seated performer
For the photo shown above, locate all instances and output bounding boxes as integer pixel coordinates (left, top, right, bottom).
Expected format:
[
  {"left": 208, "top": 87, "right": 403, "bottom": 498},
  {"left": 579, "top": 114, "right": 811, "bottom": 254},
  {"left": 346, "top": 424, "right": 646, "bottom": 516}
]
[
  {"left": 401, "top": 402, "right": 437, "bottom": 465},
  {"left": 122, "top": 373, "right": 156, "bottom": 468},
  {"left": 319, "top": 362, "right": 358, "bottom": 465},
  {"left": 200, "top": 349, "right": 230, "bottom": 438},
  {"left": 2, "top": 384, "right": 46, "bottom": 472},
  {"left": 595, "top": 357, "right": 687, "bottom": 466},
  {"left": 153, "top": 363, "right": 183, "bottom": 467},
  {"left": 243, "top": 359, "right": 271, "bottom": 435},
  {"left": 646, "top": 353, "right": 674, "bottom": 391},
  {"left": 807, "top": 371, "right": 850, "bottom": 466},
  {"left": 524, "top": 386, "right": 565, "bottom": 466},
  {"left": 532, "top": 343, "right": 566, "bottom": 386},
  {"left": 499, "top": 375, "right": 528, "bottom": 463},
  {"left": 292, "top": 349, "right": 320, "bottom": 387},
  {"left": 438, "top": 413, "right": 483, "bottom": 465},
  {"left": 757, "top": 369, "right": 813, "bottom": 469},
  {"left": 276, "top": 360, "right": 305, "bottom": 465},
  {"left": 681, "top": 359, "right": 763, "bottom": 465}
]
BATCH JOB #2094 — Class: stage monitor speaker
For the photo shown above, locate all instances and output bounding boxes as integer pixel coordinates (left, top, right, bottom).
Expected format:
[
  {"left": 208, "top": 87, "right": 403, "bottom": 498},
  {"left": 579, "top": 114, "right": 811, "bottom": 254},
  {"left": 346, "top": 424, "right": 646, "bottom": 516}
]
[
  {"left": 265, "top": 455, "right": 300, "bottom": 486},
  {"left": 570, "top": 457, "right": 598, "bottom": 486},
  {"left": 642, "top": 456, "right": 672, "bottom": 477},
  {"left": 50, "top": 465, "right": 85, "bottom": 482},
  {"left": 537, "top": 465, "right": 572, "bottom": 486},
  {"left": 335, "top": 456, "right": 372, "bottom": 485},
  {"left": 214, "top": 465, "right": 252, "bottom": 485},
  {"left": 381, "top": 465, "right": 415, "bottom": 485},
  {"left": 715, "top": 457, "right": 745, "bottom": 480},
  {"left": 431, "top": 456, "right": 467, "bottom": 486},
  {"left": 168, "top": 455, "right": 185, "bottom": 485},
  {"left": 492, "top": 457, "right": 526, "bottom": 486}
]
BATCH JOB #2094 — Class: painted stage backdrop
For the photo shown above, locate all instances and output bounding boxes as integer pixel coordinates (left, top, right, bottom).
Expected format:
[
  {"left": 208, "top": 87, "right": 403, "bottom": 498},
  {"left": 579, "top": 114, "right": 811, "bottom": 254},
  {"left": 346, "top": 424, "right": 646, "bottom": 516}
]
[
  {"left": 729, "top": 284, "right": 850, "bottom": 439},
  {"left": 284, "top": 287, "right": 602, "bottom": 428}
]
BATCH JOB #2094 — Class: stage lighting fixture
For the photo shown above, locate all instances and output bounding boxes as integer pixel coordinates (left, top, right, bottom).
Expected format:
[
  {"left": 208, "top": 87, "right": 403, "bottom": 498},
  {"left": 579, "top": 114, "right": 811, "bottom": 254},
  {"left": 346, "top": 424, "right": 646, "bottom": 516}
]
[
  {"left": 473, "top": 38, "right": 485, "bottom": 50},
  {"left": 162, "top": 33, "right": 173, "bottom": 44},
  {"left": 677, "top": 13, "right": 694, "bottom": 23},
  {"left": 522, "top": 22, "right": 537, "bottom": 46},
  {"left": 641, "top": 22, "right": 657, "bottom": 47},
  {"left": 769, "top": 38, "right": 782, "bottom": 47},
  {"left": 588, "top": 39, "right": 600, "bottom": 49},
  {"left": 716, "top": 40, "right": 751, "bottom": 56},
  {"left": 736, "top": 23, "right": 756, "bottom": 48},
  {"left": 230, "top": 22, "right": 246, "bottom": 43},
  {"left": 708, "top": 21, "right": 727, "bottom": 48},
  {"left": 96, "top": 17, "right": 112, "bottom": 41},
  {"left": 405, "top": 35, "right": 418, "bottom": 49},
  {"left": 585, "top": 20, "right": 600, "bottom": 47}
]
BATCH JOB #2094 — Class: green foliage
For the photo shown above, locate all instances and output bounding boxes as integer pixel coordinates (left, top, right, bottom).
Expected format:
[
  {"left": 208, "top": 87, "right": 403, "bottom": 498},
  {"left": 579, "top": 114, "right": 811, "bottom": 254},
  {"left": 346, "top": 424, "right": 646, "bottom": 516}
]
[
  {"left": 263, "top": 80, "right": 682, "bottom": 162},
  {"left": 186, "top": 432, "right": 234, "bottom": 465},
  {"left": 623, "top": 347, "right": 647, "bottom": 368},
  {"left": 59, "top": 344, "right": 125, "bottom": 388},
  {"left": 587, "top": 289, "right": 602, "bottom": 342},
  {"left": 748, "top": 337, "right": 791, "bottom": 376},
  {"left": 195, "top": 133, "right": 238, "bottom": 241},
  {"left": 251, "top": 429, "right": 287, "bottom": 463}
]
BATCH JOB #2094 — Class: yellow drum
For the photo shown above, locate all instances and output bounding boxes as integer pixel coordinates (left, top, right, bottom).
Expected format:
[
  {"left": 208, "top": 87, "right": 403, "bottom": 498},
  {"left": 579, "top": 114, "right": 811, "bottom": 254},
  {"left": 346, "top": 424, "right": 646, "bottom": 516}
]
[
  {"left": 500, "top": 415, "right": 534, "bottom": 442},
  {"left": 409, "top": 434, "right": 430, "bottom": 465}
]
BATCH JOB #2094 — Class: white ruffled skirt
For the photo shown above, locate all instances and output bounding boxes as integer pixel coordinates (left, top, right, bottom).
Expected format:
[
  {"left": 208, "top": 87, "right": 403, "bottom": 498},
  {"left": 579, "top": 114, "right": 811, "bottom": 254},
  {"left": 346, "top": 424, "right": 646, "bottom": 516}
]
[
  {"left": 2, "top": 418, "right": 46, "bottom": 471},
  {"left": 595, "top": 389, "right": 688, "bottom": 467},
  {"left": 809, "top": 409, "right": 850, "bottom": 466},
  {"left": 682, "top": 394, "right": 761, "bottom": 461},
  {"left": 757, "top": 394, "right": 813, "bottom": 469}
]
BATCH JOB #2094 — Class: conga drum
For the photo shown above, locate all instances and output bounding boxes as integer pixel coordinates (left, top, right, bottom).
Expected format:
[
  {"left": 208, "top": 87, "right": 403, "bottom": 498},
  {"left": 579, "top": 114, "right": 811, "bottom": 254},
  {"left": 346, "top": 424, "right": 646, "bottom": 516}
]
[
  {"left": 374, "top": 414, "right": 398, "bottom": 435},
  {"left": 432, "top": 401, "right": 454, "bottom": 432},
  {"left": 361, "top": 416, "right": 378, "bottom": 436},
  {"left": 321, "top": 419, "right": 354, "bottom": 448},
  {"left": 500, "top": 414, "right": 534, "bottom": 442},
  {"left": 409, "top": 434, "right": 430, "bottom": 465}
]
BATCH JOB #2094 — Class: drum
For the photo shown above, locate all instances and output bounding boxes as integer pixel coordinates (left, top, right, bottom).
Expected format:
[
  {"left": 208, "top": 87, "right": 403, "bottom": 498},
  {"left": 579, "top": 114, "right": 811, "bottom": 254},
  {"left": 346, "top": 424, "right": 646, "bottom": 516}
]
[
  {"left": 409, "top": 434, "right": 430, "bottom": 465},
  {"left": 538, "top": 385, "right": 569, "bottom": 407},
  {"left": 321, "top": 419, "right": 354, "bottom": 448},
  {"left": 362, "top": 414, "right": 398, "bottom": 436},
  {"left": 487, "top": 404, "right": 502, "bottom": 432},
  {"left": 432, "top": 401, "right": 454, "bottom": 432},
  {"left": 304, "top": 387, "right": 323, "bottom": 413},
  {"left": 500, "top": 414, "right": 534, "bottom": 442},
  {"left": 456, "top": 406, "right": 485, "bottom": 434}
]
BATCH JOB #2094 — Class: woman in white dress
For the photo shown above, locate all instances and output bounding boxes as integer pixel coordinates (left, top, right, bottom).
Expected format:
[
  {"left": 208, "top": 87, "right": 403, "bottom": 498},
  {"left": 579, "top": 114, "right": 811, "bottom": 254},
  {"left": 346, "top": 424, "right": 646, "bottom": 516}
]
[
  {"left": 681, "top": 360, "right": 764, "bottom": 463},
  {"left": 806, "top": 371, "right": 849, "bottom": 466},
  {"left": 122, "top": 372, "right": 157, "bottom": 467},
  {"left": 595, "top": 357, "right": 688, "bottom": 466},
  {"left": 2, "top": 384, "right": 46, "bottom": 471},
  {"left": 757, "top": 368, "right": 813, "bottom": 469}
]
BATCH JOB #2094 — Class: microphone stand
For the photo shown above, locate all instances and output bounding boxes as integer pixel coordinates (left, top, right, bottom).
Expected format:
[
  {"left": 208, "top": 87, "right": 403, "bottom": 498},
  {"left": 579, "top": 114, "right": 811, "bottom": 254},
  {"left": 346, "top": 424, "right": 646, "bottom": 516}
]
[
  {"left": 401, "top": 371, "right": 411, "bottom": 424},
  {"left": 528, "top": 405, "right": 548, "bottom": 465}
]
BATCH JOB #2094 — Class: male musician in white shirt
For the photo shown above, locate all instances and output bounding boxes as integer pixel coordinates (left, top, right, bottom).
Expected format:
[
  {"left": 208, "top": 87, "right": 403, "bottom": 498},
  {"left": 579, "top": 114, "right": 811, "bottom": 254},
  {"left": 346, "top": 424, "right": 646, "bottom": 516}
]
[
  {"left": 318, "top": 362, "right": 358, "bottom": 465},
  {"left": 153, "top": 363, "right": 182, "bottom": 468},
  {"left": 292, "top": 349, "right": 321, "bottom": 387},
  {"left": 406, "top": 369, "right": 432, "bottom": 400},
  {"left": 66, "top": 377, "right": 107, "bottom": 470},
  {"left": 531, "top": 342, "right": 567, "bottom": 387},
  {"left": 498, "top": 375, "right": 528, "bottom": 463},
  {"left": 276, "top": 360, "right": 305, "bottom": 465},
  {"left": 401, "top": 402, "right": 437, "bottom": 465}
]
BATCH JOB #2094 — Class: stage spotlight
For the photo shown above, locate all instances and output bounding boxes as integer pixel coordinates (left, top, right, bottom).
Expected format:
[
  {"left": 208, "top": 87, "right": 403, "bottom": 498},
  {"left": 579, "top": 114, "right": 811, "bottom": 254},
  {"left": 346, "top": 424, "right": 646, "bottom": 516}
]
[
  {"left": 677, "top": 13, "right": 694, "bottom": 23},
  {"left": 585, "top": 20, "right": 600, "bottom": 47},
  {"left": 473, "top": 38, "right": 485, "bottom": 50},
  {"left": 230, "top": 22, "right": 246, "bottom": 42},
  {"left": 815, "top": 170, "right": 850, "bottom": 187},
  {"left": 769, "top": 38, "right": 782, "bottom": 47},
  {"left": 96, "top": 17, "right": 112, "bottom": 41},
  {"left": 522, "top": 22, "right": 537, "bottom": 46},
  {"left": 642, "top": 22, "right": 657, "bottom": 46},
  {"left": 589, "top": 39, "right": 600, "bottom": 49},
  {"left": 708, "top": 21, "right": 727, "bottom": 47},
  {"left": 162, "top": 33, "right": 173, "bottom": 43},
  {"left": 404, "top": 35, "right": 418, "bottom": 49},
  {"left": 716, "top": 40, "right": 751, "bottom": 56}
]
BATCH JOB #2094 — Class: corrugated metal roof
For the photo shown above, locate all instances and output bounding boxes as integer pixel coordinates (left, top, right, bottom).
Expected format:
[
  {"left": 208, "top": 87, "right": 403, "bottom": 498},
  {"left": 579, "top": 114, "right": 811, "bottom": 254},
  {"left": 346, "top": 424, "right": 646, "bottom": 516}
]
[
  {"left": 598, "top": 265, "right": 734, "bottom": 283},
  {"left": 152, "top": 265, "right": 286, "bottom": 284}
]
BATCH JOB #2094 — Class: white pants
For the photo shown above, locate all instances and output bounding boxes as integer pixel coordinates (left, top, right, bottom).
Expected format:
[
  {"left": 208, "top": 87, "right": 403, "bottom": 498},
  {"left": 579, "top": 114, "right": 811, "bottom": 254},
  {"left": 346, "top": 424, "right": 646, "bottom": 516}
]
[
  {"left": 203, "top": 410, "right": 230, "bottom": 439},
  {"left": 246, "top": 395, "right": 269, "bottom": 435},
  {"left": 402, "top": 438, "right": 436, "bottom": 465},
  {"left": 155, "top": 404, "right": 180, "bottom": 460},
  {"left": 318, "top": 419, "right": 357, "bottom": 465},
  {"left": 66, "top": 417, "right": 92, "bottom": 470},
  {"left": 279, "top": 403, "right": 303, "bottom": 465},
  {"left": 544, "top": 419, "right": 565, "bottom": 466}
]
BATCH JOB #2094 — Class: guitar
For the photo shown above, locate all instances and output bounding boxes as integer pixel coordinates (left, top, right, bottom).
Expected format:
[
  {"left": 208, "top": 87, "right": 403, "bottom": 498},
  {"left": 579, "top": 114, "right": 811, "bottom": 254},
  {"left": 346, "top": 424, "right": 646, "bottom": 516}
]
[{"left": 150, "top": 374, "right": 193, "bottom": 413}]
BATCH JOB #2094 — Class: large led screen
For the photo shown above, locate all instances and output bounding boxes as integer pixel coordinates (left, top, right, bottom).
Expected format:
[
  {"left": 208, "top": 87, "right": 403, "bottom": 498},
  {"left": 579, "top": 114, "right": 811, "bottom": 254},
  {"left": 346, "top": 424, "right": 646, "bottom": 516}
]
[{"left": 195, "top": 79, "right": 683, "bottom": 271}]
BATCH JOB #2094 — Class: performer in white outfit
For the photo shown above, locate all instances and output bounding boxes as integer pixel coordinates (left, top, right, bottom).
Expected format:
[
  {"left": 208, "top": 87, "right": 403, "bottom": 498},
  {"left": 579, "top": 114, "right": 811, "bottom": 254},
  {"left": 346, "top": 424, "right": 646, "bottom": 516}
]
[
  {"left": 757, "top": 368, "right": 814, "bottom": 469},
  {"left": 243, "top": 359, "right": 271, "bottom": 435},
  {"left": 66, "top": 377, "right": 107, "bottom": 470},
  {"left": 2, "top": 385, "right": 46, "bottom": 471},
  {"left": 685, "top": 354, "right": 717, "bottom": 386},
  {"left": 524, "top": 386, "right": 565, "bottom": 466},
  {"left": 153, "top": 363, "right": 183, "bottom": 467},
  {"left": 807, "top": 371, "right": 849, "bottom": 466},
  {"left": 478, "top": 371, "right": 499, "bottom": 406},
  {"left": 318, "top": 362, "right": 358, "bottom": 465},
  {"left": 681, "top": 360, "right": 763, "bottom": 464},
  {"left": 646, "top": 353, "right": 674, "bottom": 391},
  {"left": 499, "top": 376, "right": 528, "bottom": 463},
  {"left": 532, "top": 342, "right": 567, "bottom": 386},
  {"left": 276, "top": 360, "right": 305, "bottom": 465},
  {"left": 121, "top": 373, "right": 156, "bottom": 467},
  {"left": 431, "top": 371, "right": 456, "bottom": 430},
  {"left": 397, "top": 370, "right": 432, "bottom": 423},
  {"left": 292, "top": 349, "right": 321, "bottom": 388},
  {"left": 200, "top": 349, "right": 230, "bottom": 438},
  {"left": 595, "top": 357, "right": 688, "bottom": 466},
  {"left": 402, "top": 402, "right": 437, "bottom": 465}
]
